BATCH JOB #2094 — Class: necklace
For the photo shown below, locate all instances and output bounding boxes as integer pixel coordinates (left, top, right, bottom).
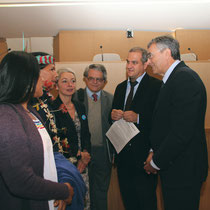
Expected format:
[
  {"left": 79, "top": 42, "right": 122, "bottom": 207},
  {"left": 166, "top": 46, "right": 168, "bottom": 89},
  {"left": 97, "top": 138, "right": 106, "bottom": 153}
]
[{"left": 33, "top": 98, "right": 64, "bottom": 154}]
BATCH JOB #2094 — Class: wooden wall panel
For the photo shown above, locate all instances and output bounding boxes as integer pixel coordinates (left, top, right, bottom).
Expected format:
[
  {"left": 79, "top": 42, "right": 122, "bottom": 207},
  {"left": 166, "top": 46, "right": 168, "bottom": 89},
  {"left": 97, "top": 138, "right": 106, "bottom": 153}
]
[
  {"left": 54, "top": 29, "right": 210, "bottom": 62},
  {"left": 55, "top": 30, "right": 171, "bottom": 62},
  {"left": 186, "top": 62, "right": 210, "bottom": 127},
  {"left": 175, "top": 29, "right": 210, "bottom": 60},
  {"left": 55, "top": 61, "right": 210, "bottom": 127},
  {"left": 53, "top": 33, "right": 60, "bottom": 62}
]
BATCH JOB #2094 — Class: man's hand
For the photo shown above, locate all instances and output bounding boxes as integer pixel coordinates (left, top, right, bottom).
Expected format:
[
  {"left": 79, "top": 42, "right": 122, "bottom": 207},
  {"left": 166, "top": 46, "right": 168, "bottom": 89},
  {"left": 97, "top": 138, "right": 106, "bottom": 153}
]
[
  {"left": 123, "top": 111, "right": 138, "bottom": 122},
  {"left": 144, "top": 152, "right": 157, "bottom": 175},
  {"left": 111, "top": 109, "right": 124, "bottom": 121},
  {"left": 144, "top": 151, "right": 154, "bottom": 164},
  {"left": 144, "top": 162, "right": 157, "bottom": 174}
]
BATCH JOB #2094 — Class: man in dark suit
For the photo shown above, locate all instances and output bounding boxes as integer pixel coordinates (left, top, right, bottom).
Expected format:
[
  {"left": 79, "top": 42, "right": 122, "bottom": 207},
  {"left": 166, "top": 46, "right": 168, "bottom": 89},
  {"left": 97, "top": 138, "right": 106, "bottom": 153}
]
[
  {"left": 111, "top": 47, "right": 161, "bottom": 210},
  {"left": 73, "top": 64, "right": 113, "bottom": 210},
  {"left": 144, "top": 35, "right": 208, "bottom": 210}
]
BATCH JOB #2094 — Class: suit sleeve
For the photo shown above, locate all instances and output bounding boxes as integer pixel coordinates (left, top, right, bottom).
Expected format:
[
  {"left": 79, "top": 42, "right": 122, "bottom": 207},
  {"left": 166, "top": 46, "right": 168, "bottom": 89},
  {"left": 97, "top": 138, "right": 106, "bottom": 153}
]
[{"left": 112, "top": 84, "right": 125, "bottom": 110}]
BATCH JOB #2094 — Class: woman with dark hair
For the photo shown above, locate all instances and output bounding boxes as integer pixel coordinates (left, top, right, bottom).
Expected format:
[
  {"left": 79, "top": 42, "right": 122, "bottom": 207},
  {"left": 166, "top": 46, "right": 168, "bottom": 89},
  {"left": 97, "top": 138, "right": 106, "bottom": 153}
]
[
  {"left": 30, "top": 52, "right": 87, "bottom": 210},
  {"left": 0, "top": 51, "right": 73, "bottom": 210}
]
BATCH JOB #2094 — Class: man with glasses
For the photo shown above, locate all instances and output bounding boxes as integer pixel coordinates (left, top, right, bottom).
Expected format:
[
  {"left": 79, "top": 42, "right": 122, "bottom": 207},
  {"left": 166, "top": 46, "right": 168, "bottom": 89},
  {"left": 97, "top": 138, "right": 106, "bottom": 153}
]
[
  {"left": 144, "top": 35, "right": 208, "bottom": 210},
  {"left": 73, "top": 64, "right": 113, "bottom": 210},
  {"left": 111, "top": 47, "right": 161, "bottom": 210}
]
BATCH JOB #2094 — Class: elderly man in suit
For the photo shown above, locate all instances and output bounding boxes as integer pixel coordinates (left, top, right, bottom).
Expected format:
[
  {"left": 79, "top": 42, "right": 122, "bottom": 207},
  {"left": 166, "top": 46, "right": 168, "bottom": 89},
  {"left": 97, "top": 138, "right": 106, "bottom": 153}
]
[
  {"left": 73, "top": 64, "right": 113, "bottom": 210},
  {"left": 111, "top": 47, "right": 161, "bottom": 210},
  {"left": 144, "top": 35, "right": 208, "bottom": 210}
]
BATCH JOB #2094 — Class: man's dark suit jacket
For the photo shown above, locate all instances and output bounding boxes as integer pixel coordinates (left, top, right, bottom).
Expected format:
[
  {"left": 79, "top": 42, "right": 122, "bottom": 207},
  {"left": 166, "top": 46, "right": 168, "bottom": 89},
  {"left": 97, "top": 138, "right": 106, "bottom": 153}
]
[
  {"left": 112, "top": 73, "right": 161, "bottom": 169},
  {"left": 150, "top": 61, "right": 208, "bottom": 188}
]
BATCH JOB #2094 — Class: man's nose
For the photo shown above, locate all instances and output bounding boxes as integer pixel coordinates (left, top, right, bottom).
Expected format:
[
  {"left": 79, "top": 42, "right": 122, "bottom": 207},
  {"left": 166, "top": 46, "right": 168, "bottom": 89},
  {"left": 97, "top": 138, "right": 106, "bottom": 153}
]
[{"left": 127, "top": 62, "right": 133, "bottom": 69}]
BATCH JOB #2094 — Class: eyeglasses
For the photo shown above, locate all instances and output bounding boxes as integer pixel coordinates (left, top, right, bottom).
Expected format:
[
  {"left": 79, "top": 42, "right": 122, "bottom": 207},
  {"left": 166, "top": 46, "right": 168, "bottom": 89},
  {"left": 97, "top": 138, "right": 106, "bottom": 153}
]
[{"left": 87, "top": 77, "right": 104, "bottom": 83}]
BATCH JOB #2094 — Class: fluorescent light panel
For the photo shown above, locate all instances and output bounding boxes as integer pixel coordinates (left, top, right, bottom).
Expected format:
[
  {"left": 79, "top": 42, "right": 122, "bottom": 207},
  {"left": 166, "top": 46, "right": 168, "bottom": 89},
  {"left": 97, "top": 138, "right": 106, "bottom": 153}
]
[{"left": 0, "top": 0, "right": 210, "bottom": 7}]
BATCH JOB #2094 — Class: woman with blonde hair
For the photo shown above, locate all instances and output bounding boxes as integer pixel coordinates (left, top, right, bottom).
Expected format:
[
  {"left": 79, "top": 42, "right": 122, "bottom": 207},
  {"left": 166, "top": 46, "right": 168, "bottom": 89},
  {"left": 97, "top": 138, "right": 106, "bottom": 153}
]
[{"left": 52, "top": 68, "right": 91, "bottom": 210}]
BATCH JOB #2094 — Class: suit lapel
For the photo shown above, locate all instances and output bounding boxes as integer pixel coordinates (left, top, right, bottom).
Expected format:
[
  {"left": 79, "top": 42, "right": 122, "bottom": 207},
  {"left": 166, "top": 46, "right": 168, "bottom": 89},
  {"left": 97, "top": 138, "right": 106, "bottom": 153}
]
[
  {"left": 152, "top": 62, "right": 185, "bottom": 116},
  {"left": 120, "top": 81, "right": 128, "bottom": 110},
  {"left": 101, "top": 91, "right": 106, "bottom": 116},
  {"left": 131, "top": 73, "right": 149, "bottom": 107},
  {"left": 83, "top": 88, "right": 89, "bottom": 114}
]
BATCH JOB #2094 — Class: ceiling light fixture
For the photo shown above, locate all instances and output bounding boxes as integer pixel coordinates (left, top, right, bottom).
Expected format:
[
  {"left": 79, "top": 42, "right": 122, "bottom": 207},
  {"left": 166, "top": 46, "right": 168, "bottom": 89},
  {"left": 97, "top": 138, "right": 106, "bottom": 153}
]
[{"left": 0, "top": 0, "right": 210, "bottom": 7}]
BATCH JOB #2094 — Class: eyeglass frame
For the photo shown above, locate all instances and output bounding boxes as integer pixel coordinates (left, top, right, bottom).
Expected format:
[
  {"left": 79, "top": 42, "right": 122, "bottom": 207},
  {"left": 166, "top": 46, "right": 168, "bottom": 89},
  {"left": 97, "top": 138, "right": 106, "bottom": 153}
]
[{"left": 86, "top": 77, "right": 105, "bottom": 83}]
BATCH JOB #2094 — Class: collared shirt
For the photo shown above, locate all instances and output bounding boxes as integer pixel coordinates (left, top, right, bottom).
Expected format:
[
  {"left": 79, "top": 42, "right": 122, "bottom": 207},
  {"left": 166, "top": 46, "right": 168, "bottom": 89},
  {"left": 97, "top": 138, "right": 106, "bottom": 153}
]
[
  {"left": 86, "top": 87, "right": 101, "bottom": 100},
  {"left": 150, "top": 60, "right": 180, "bottom": 170},
  {"left": 162, "top": 60, "right": 180, "bottom": 84},
  {"left": 124, "top": 72, "right": 146, "bottom": 124}
]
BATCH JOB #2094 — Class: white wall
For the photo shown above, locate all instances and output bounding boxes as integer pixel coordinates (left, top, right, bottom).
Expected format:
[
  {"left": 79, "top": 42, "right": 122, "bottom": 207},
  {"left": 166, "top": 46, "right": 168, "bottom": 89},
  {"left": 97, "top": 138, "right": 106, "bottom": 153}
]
[{"left": 6, "top": 37, "right": 53, "bottom": 55}]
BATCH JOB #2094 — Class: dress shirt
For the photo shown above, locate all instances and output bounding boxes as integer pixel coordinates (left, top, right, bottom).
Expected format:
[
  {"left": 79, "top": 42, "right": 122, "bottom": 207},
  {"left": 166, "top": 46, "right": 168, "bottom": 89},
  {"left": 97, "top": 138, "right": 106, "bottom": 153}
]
[
  {"left": 162, "top": 60, "right": 181, "bottom": 84},
  {"left": 86, "top": 87, "right": 101, "bottom": 100},
  {"left": 124, "top": 72, "right": 146, "bottom": 124}
]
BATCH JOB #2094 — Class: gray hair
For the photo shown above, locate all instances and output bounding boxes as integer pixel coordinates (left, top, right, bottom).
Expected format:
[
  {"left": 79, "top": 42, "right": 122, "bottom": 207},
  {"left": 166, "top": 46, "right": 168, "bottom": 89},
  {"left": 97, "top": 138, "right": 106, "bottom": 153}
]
[
  {"left": 129, "top": 47, "right": 148, "bottom": 64},
  {"left": 83, "top": 64, "right": 107, "bottom": 81},
  {"left": 57, "top": 67, "right": 76, "bottom": 81},
  {"left": 147, "top": 35, "right": 180, "bottom": 60}
]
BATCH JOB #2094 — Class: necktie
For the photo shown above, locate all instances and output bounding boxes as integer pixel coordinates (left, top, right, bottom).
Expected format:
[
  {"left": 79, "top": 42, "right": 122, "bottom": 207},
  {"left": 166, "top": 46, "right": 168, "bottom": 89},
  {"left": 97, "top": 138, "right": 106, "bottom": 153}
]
[
  {"left": 92, "top": 93, "right": 98, "bottom": 102},
  {"left": 124, "top": 81, "right": 138, "bottom": 111}
]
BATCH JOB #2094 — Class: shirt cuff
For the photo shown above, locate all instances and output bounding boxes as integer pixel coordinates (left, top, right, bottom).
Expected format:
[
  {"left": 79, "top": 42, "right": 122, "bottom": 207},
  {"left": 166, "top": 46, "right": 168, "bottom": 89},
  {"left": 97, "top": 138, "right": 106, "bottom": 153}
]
[
  {"left": 150, "top": 159, "right": 160, "bottom": 170},
  {"left": 137, "top": 114, "right": 139, "bottom": 124}
]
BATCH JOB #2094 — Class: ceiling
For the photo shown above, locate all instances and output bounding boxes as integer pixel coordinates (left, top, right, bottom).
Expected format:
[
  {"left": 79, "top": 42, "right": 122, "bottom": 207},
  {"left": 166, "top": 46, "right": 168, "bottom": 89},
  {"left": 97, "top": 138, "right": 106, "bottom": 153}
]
[{"left": 0, "top": 0, "right": 210, "bottom": 38}]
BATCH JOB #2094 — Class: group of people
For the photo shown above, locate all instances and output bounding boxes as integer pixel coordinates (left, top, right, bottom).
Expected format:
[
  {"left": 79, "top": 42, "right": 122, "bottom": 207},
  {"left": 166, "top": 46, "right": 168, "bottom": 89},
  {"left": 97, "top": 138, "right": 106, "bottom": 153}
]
[
  {"left": 0, "top": 35, "right": 208, "bottom": 210},
  {"left": 0, "top": 50, "right": 113, "bottom": 210}
]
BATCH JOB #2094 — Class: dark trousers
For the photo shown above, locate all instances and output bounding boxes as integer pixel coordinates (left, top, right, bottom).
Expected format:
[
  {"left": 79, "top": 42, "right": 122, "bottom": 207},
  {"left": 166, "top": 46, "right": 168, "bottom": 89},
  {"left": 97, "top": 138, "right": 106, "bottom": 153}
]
[
  {"left": 161, "top": 178, "right": 202, "bottom": 210},
  {"left": 88, "top": 146, "right": 112, "bottom": 210},
  {"left": 117, "top": 164, "right": 157, "bottom": 210}
]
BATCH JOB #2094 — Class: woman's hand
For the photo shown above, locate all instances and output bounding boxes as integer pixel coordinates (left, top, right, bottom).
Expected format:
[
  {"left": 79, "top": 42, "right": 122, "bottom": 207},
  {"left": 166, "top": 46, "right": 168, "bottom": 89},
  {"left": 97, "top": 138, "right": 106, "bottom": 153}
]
[
  {"left": 77, "top": 150, "right": 91, "bottom": 173},
  {"left": 54, "top": 182, "right": 74, "bottom": 210},
  {"left": 77, "top": 160, "right": 87, "bottom": 173},
  {"left": 80, "top": 151, "right": 91, "bottom": 165}
]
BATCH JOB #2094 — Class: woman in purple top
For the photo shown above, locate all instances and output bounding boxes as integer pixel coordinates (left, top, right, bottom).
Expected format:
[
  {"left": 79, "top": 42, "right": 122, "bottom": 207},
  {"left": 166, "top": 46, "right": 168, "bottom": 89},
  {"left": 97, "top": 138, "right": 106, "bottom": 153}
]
[{"left": 0, "top": 51, "right": 73, "bottom": 210}]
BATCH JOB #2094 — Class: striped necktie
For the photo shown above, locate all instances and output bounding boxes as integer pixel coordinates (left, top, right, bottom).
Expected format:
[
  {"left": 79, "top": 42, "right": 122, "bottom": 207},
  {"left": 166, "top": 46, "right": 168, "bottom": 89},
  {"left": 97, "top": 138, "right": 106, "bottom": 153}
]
[{"left": 92, "top": 93, "right": 98, "bottom": 102}]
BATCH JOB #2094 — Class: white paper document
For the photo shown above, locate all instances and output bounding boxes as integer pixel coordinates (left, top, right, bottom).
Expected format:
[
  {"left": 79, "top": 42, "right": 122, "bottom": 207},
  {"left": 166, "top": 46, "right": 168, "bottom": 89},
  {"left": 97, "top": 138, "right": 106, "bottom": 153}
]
[{"left": 106, "top": 119, "right": 140, "bottom": 154}]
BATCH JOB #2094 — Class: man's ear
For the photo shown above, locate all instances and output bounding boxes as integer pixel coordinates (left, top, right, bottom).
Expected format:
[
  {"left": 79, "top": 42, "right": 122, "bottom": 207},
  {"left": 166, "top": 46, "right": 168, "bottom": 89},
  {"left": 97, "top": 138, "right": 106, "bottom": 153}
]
[
  {"left": 164, "top": 48, "right": 171, "bottom": 59},
  {"left": 143, "top": 60, "right": 149, "bottom": 70},
  {"left": 83, "top": 77, "right": 88, "bottom": 84}
]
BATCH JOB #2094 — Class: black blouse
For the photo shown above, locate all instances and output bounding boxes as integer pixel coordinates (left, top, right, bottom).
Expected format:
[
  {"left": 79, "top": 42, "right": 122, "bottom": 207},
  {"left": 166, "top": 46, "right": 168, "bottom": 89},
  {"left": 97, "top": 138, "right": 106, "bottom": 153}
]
[{"left": 51, "top": 96, "right": 91, "bottom": 159}]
